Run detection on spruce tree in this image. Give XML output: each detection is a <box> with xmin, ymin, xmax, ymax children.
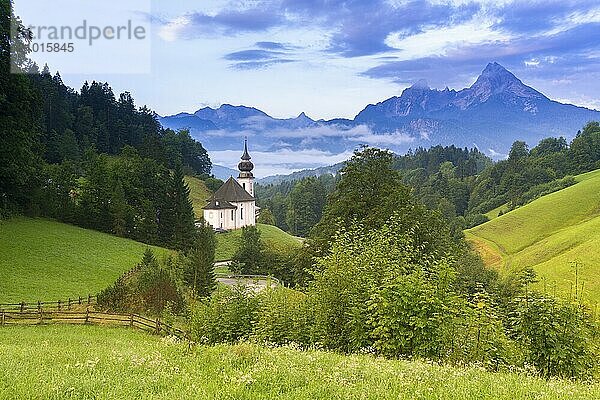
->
<box><xmin>170</xmin><ymin>162</ymin><xmax>196</xmax><ymax>250</ymax></box>
<box><xmin>184</xmin><ymin>219</ymin><xmax>217</xmax><ymax>297</ymax></box>
<box><xmin>231</xmin><ymin>225</ymin><xmax>264</xmax><ymax>274</ymax></box>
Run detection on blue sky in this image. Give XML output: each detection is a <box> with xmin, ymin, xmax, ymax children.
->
<box><xmin>16</xmin><ymin>0</ymin><xmax>600</xmax><ymax>120</ymax></box>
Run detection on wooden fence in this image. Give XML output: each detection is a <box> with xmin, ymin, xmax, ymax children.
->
<box><xmin>0</xmin><ymin>295</ymin><xmax>96</xmax><ymax>313</ymax></box>
<box><xmin>0</xmin><ymin>308</ymin><xmax>189</xmax><ymax>340</ymax></box>
<box><xmin>0</xmin><ymin>296</ymin><xmax>189</xmax><ymax>341</ymax></box>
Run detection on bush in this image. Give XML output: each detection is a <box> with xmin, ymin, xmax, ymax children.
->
<box><xmin>96</xmin><ymin>249</ymin><xmax>185</xmax><ymax>315</ymax></box>
<box><xmin>367</xmin><ymin>266</ymin><xmax>459</xmax><ymax>359</ymax></box>
<box><xmin>253</xmin><ymin>287</ymin><xmax>311</xmax><ymax>346</ymax></box>
<box><xmin>465</xmin><ymin>213</ymin><xmax>489</xmax><ymax>228</ymax></box>
<box><xmin>507</xmin><ymin>293</ymin><xmax>599</xmax><ymax>379</ymax></box>
<box><xmin>190</xmin><ymin>285</ymin><xmax>260</xmax><ymax>344</ymax></box>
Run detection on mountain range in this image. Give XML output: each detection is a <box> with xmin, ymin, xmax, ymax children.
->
<box><xmin>159</xmin><ymin>62</ymin><xmax>600</xmax><ymax>176</ymax></box>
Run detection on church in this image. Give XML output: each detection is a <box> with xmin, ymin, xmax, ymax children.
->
<box><xmin>203</xmin><ymin>140</ymin><xmax>257</xmax><ymax>230</ymax></box>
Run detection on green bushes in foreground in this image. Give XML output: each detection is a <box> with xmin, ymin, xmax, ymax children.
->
<box><xmin>189</xmin><ymin>214</ymin><xmax>599</xmax><ymax>380</ymax></box>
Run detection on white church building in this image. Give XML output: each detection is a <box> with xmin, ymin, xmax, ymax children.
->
<box><xmin>203</xmin><ymin>140</ymin><xmax>257</xmax><ymax>230</ymax></box>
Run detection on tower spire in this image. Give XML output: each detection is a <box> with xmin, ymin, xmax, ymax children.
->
<box><xmin>238</xmin><ymin>137</ymin><xmax>254</xmax><ymax>174</ymax></box>
<box><xmin>241</xmin><ymin>137</ymin><xmax>251</xmax><ymax>161</ymax></box>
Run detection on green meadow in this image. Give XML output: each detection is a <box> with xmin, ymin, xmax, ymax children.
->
<box><xmin>215</xmin><ymin>223</ymin><xmax>303</xmax><ymax>261</ymax></box>
<box><xmin>0</xmin><ymin>218</ymin><xmax>169</xmax><ymax>303</ymax></box>
<box><xmin>467</xmin><ymin>169</ymin><xmax>600</xmax><ymax>304</ymax></box>
<box><xmin>0</xmin><ymin>324</ymin><xmax>597</xmax><ymax>400</ymax></box>
<box><xmin>183</xmin><ymin>175</ymin><xmax>212</xmax><ymax>219</ymax></box>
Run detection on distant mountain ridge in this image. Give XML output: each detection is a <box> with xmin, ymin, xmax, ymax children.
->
<box><xmin>160</xmin><ymin>62</ymin><xmax>600</xmax><ymax>159</ymax></box>
<box><xmin>257</xmin><ymin>162</ymin><xmax>344</xmax><ymax>185</ymax></box>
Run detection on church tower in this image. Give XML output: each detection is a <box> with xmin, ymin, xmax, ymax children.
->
<box><xmin>237</xmin><ymin>138</ymin><xmax>254</xmax><ymax>196</ymax></box>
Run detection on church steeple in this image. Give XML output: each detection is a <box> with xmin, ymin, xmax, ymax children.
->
<box><xmin>237</xmin><ymin>138</ymin><xmax>255</xmax><ymax>196</ymax></box>
<box><xmin>241</xmin><ymin>138</ymin><xmax>251</xmax><ymax>161</ymax></box>
<box><xmin>238</xmin><ymin>137</ymin><xmax>254</xmax><ymax>175</ymax></box>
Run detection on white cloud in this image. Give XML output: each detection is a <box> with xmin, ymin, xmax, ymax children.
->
<box><xmin>348</xmin><ymin>132</ymin><xmax>415</xmax><ymax>146</ymax></box>
<box><xmin>524</xmin><ymin>58</ymin><xmax>540</xmax><ymax>67</ymax></box>
<box><xmin>209</xmin><ymin>148</ymin><xmax>353</xmax><ymax>177</ymax></box>
<box><xmin>159</xmin><ymin>15</ymin><xmax>192</xmax><ymax>41</ymax></box>
<box><xmin>487</xmin><ymin>148</ymin><xmax>507</xmax><ymax>159</ymax></box>
<box><xmin>264</xmin><ymin>124</ymin><xmax>372</xmax><ymax>139</ymax></box>
<box><xmin>384</xmin><ymin>15</ymin><xmax>509</xmax><ymax>59</ymax></box>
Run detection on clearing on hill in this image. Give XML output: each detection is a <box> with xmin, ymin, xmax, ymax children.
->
<box><xmin>466</xmin><ymin>169</ymin><xmax>600</xmax><ymax>304</ymax></box>
<box><xmin>0</xmin><ymin>325</ymin><xmax>597</xmax><ymax>399</ymax></box>
<box><xmin>216</xmin><ymin>223</ymin><xmax>303</xmax><ymax>261</ymax></box>
<box><xmin>0</xmin><ymin>218</ymin><xmax>169</xmax><ymax>303</ymax></box>
<box><xmin>184</xmin><ymin>175</ymin><xmax>212</xmax><ymax>219</ymax></box>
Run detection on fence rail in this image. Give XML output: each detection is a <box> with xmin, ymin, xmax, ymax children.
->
<box><xmin>0</xmin><ymin>295</ymin><xmax>96</xmax><ymax>313</ymax></box>
<box><xmin>0</xmin><ymin>308</ymin><xmax>189</xmax><ymax>341</ymax></box>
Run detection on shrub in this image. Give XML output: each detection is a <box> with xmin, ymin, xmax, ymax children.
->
<box><xmin>367</xmin><ymin>265</ymin><xmax>459</xmax><ymax>359</ymax></box>
<box><xmin>190</xmin><ymin>285</ymin><xmax>260</xmax><ymax>344</ymax></box>
<box><xmin>97</xmin><ymin>249</ymin><xmax>185</xmax><ymax>315</ymax></box>
<box><xmin>253</xmin><ymin>287</ymin><xmax>311</xmax><ymax>346</ymax></box>
<box><xmin>507</xmin><ymin>293</ymin><xmax>599</xmax><ymax>379</ymax></box>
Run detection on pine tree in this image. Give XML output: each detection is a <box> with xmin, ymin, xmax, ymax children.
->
<box><xmin>184</xmin><ymin>219</ymin><xmax>217</xmax><ymax>297</ymax></box>
<box><xmin>231</xmin><ymin>225</ymin><xmax>264</xmax><ymax>274</ymax></box>
<box><xmin>110</xmin><ymin>179</ymin><xmax>127</xmax><ymax>237</ymax></box>
<box><xmin>170</xmin><ymin>162</ymin><xmax>196</xmax><ymax>250</ymax></box>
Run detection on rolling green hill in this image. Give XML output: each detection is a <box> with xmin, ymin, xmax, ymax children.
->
<box><xmin>184</xmin><ymin>176</ymin><xmax>212</xmax><ymax>219</ymax></box>
<box><xmin>1</xmin><ymin>325</ymin><xmax>597</xmax><ymax>399</ymax></box>
<box><xmin>0</xmin><ymin>218</ymin><xmax>170</xmax><ymax>303</ymax></box>
<box><xmin>216</xmin><ymin>224</ymin><xmax>303</xmax><ymax>261</ymax></box>
<box><xmin>466</xmin><ymin>169</ymin><xmax>600</xmax><ymax>304</ymax></box>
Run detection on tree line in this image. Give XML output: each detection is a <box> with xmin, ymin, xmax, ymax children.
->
<box><xmin>257</xmin><ymin>125</ymin><xmax>600</xmax><ymax>238</ymax></box>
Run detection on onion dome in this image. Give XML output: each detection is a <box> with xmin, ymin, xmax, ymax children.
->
<box><xmin>238</xmin><ymin>138</ymin><xmax>254</xmax><ymax>172</ymax></box>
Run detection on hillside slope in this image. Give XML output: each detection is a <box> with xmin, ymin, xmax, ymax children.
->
<box><xmin>0</xmin><ymin>218</ymin><xmax>170</xmax><ymax>303</ymax></box>
<box><xmin>184</xmin><ymin>176</ymin><xmax>212</xmax><ymax>219</ymax></box>
<box><xmin>466</xmin><ymin>169</ymin><xmax>600</xmax><ymax>303</ymax></box>
<box><xmin>216</xmin><ymin>224</ymin><xmax>302</xmax><ymax>261</ymax></box>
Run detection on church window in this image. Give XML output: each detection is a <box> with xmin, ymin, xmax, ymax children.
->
<box><xmin>231</xmin><ymin>210</ymin><xmax>234</xmax><ymax>220</ymax></box>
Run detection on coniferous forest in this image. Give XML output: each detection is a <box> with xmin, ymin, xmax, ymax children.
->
<box><xmin>0</xmin><ymin>2</ymin><xmax>210</xmax><ymax>250</ymax></box>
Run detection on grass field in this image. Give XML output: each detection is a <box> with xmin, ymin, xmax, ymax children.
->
<box><xmin>466</xmin><ymin>169</ymin><xmax>600</xmax><ymax>304</ymax></box>
<box><xmin>215</xmin><ymin>224</ymin><xmax>303</xmax><ymax>261</ymax></box>
<box><xmin>183</xmin><ymin>176</ymin><xmax>212</xmax><ymax>219</ymax></box>
<box><xmin>0</xmin><ymin>218</ymin><xmax>169</xmax><ymax>303</ymax></box>
<box><xmin>0</xmin><ymin>325</ymin><xmax>597</xmax><ymax>400</ymax></box>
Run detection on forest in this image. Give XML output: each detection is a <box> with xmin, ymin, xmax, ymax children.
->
<box><xmin>1</xmin><ymin>2</ymin><xmax>211</xmax><ymax>249</ymax></box>
<box><xmin>257</xmin><ymin>124</ymin><xmax>600</xmax><ymax>238</ymax></box>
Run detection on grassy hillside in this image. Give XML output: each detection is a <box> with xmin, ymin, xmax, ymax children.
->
<box><xmin>0</xmin><ymin>218</ymin><xmax>169</xmax><ymax>303</ymax></box>
<box><xmin>216</xmin><ymin>224</ymin><xmax>303</xmax><ymax>261</ymax></box>
<box><xmin>184</xmin><ymin>176</ymin><xmax>212</xmax><ymax>219</ymax></box>
<box><xmin>0</xmin><ymin>325</ymin><xmax>597</xmax><ymax>400</ymax></box>
<box><xmin>466</xmin><ymin>169</ymin><xmax>600</xmax><ymax>304</ymax></box>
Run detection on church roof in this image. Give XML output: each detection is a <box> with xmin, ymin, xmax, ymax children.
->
<box><xmin>203</xmin><ymin>177</ymin><xmax>254</xmax><ymax>210</ymax></box>
<box><xmin>203</xmin><ymin>198</ymin><xmax>236</xmax><ymax>210</ymax></box>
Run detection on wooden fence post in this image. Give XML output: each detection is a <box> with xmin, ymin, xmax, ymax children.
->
<box><xmin>85</xmin><ymin>307</ymin><xmax>89</xmax><ymax>324</ymax></box>
<box><xmin>88</xmin><ymin>295</ymin><xmax>91</xmax><ymax>305</ymax></box>
<box><xmin>68</xmin><ymin>298</ymin><xmax>71</xmax><ymax>310</ymax></box>
<box><xmin>20</xmin><ymin>302</ymin><xmax>25</xmax><ymax>313</ymax></box>
<box><xmin>78</xmin><ymin>296</ymin><xmax>82</xmax><ymax>305</ymax></box>
<box><xmin>57</xmin><ymin>300</ymin><xmax>61</xmax><ymax>311</ymax></box>
<box><xmin>37</xmin><ymin>301</ymin><xmax>41</xmax><ymax>313</ymax></box>
<box><xmin>1</xmin><ymin>310</ymin><xmax>4</xmax><ymax>326</ymax></box>
<box><xmin>130</xmin><ymin>314</ymin><xmax>134</xmax><ymax>328</ymax></box>
<box><xmin>155</xmin><ymin>318</ymin><xmax>161</xmax><ymax>334</ymax></box>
